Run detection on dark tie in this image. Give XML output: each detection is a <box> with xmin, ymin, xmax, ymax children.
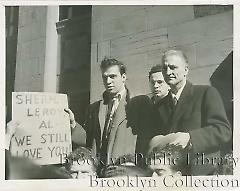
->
<box><xmin>168</xmin><ymin>95</ymin><xmax>177</xmax><ymax>116</ymax></box>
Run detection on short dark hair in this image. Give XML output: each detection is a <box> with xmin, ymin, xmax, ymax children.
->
<box><xmin>115</xmin><ymin>154</ymin><xmax>136</xmax><ymax>165</ymax></box>
<box><xmin>148</xmin><ymin>144</ymin><xmax>187</xmax><ymax>173</ymax></box>
<box><xmin>162</xmin><ymin>49</ymin><xmax>189</xmax><ymax>65</ymax></box>
<box><xmin>65</xmin><ymin>147</ymin><xmax>96</xmax><ymax>171</ymax></box>
<box><xmin>148</xmin><ymin>64</ymin><xmax>163</xmax><ymax>79</ymax></box>
<box><xmin>100</xmin><ymin>57</ymin><xmax>126</xmax><ymax>75</ymax></box>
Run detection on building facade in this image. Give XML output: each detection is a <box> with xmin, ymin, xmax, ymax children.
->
<box><xmin>6</xmin><ymin>5</ymin><xmax>233</xmax><ymax>123</ymax></box>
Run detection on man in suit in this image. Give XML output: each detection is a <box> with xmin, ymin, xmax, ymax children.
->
<box><xmin>156</xmin><ymin>49</ymin><xmax>232</xmax><ymax>175</ymax></box>
<box><xmin>70</xmin><ymin>58</ymin><xmax>137</xmax><ymax>170</ymax></box>
<box><xmin>129</xmin><ymin>65</ymin><xmax>170</xmax><ymax>158</ymax></box>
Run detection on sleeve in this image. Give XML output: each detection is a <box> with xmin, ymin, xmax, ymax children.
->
<box><xmin>71</xmin><ymin>122</ymin><xmax>86</xmax><ymax>146</ymax></box>
<box><xmin>189</xmin><ymin>87</ymin><xmax>232</xmax><ymax>154</ymax></box>
<box><xmin>126</xmin><ymin>96</ymin><xmax>142</xmax><ymax>135</ymax></box>
<box><xmin>71</xmin><ymin>106</ymin><xmax>91</xmax><ymax>146</ymax></box>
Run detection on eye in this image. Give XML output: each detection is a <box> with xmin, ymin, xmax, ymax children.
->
<box><xmin>169</xmin><ymin>65</ymin><xmax>177</xmax><ymax>70</ymax></box>
<box><xmin>109</xmin><ymin>74</ymin><xmax>116</xmax><ymax>79</ymax></box>
<box><xmin>80</xmin><ymin>171</ymin><xmax>89</xmax><ymax>174</ymax></box>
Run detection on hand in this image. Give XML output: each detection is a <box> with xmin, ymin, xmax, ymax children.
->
<box><xmin>6</xmin><ymin>120</ymin><xmax>20</xmax><ymax>150</ymax></box>
<box><xmin>64</xmin><ymin>108</ymin><xmax>76</xmax><ymax>129</ymax></box>
<box><xmin>168</xmin><ymin>132</ymin><xmax>190</xmax><ymax>149</ymax></box>
<box><xmin>6</xmin><ymin>120</ymin><xmax>20</xmax><ymax>138</ymax></box>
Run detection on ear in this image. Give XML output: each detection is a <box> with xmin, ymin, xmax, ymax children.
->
<box><xmin>184</xmin><ymin>65</ymin><xmax>189</xmax><ymax>76</ymax></box>
<box><xmin>122</xmin><ymin>73</ymin><xmax>127</xmax><ymax>82</ymax></box>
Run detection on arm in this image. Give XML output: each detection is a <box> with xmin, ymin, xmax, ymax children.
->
<box><xmin>189</xmin><ymin>87</ymin><xmax>232</xmax><ymax>153</ymax></box>
<box><xmin>64</xmin><ymin>109</ymin><xmax>86</xmax><ymax>146</ymax></box>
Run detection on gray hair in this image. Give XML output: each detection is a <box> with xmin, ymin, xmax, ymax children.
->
<box><xmin>162</xmin><ymin>49</ymin><xmax>189</xmax><ymax>66</ymax></box>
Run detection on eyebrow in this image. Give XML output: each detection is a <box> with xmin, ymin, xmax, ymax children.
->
<box><xmin>102</xmin><ymin>73</ymin><xmax>117</xmax><ymax>77</ymax></box>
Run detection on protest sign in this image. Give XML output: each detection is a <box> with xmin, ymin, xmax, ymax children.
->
<box><xmin>10</xmin><ymin>92</ymin><xmax>72</xmax><ymax>165</ymax></box>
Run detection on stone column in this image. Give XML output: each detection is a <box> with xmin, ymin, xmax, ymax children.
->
<box><xmin>43</xmin><ymin>6</ymin><xmax>59</xmax><ymax>92</ymax></box>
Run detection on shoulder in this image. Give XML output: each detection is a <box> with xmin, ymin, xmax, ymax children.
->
<box><xmin>192</xmin><ymin>84</ymin><xmax>219</xmax><ymax>95</ymax></box>
<box><xmin>87</xmin><ymin>100</ymin><xmax>102</xmax><ymax>113</ymax></box>
<box><xmin>191</xmin><ymin>85</ymin><xmax>222</xmax><ymax>104</ymax></box>
<box><xmin>90</xmin><ymin>100</ymin><xmax>102</xmax><ymax>107</ymax></box>
<box><xmin>128</xmin><ymin>95</ymin><xmax>152</xmax><ymax>108</ymax></box>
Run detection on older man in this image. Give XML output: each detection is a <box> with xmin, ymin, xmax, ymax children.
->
<box><xmin>157</xmin><ymin>49</ymin><xmax>232</xmax><ymax>175</ymax></box>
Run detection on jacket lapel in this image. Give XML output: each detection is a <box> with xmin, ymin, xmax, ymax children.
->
<box><xmin>170</xmin><ymin>81</ymin><xmax>193</xmax><ymax>132</ymax></box>
<box><xmin>155</xmin><ymin>93</ymin><xmax>173</xmax><ymax>125</ymax></box>
<box><xmin>98</xmin><ymin>100</ymin><xmax>106</xmax><ymax>143</ymax></box>
<box><xmin>106</xmin><ymin>96</ymin><xmax>127</xmax><ymax>160</ymax></box>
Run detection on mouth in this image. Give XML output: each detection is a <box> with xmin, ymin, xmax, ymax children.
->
<box><xmin>167</xmin><ymin>76</ymin><xmax>175</xmax><ymax>80</ymax></box>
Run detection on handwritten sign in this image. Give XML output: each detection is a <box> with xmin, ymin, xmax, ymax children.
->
<box><xmin>10</xmin><ymin>92</ymin><xmax>72</xmax><ymax>165</ymax></box>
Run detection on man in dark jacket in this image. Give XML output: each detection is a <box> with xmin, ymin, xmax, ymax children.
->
<box><xmin>156</xmin><ymin>49</ymin><xmax>232</xmax><ymax>175</ymax></box>
<box><xmin>128</xmin><ymin>65</ymin><xmax>170</xmax><ymax>157</ymax></box>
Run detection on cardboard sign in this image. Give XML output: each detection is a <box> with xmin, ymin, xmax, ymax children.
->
<box><xmin>10</xmin><ymin>92</ymin><xmax>72</xmax><ymax>165</ymax></box>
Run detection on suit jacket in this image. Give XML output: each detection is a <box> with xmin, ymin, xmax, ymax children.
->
<box><xmin>161</xmin><ymin>81</ymin><xmax>231</xmax><ymax>152</ymax></box>
<box><xmin>128</xmin><ymin>95</ymin><xmax>169</xmax><ymax>157</ymax></box>
<box><xmin>84</xmin><ymin>92</ymin><xmax>137</xmax><ymax>165</ymax></box>
<box><xmin>162</xmin><ymin>82</ymin><xmax>231</xmax><ymax>175</ymax></box>
<box><xmin>129</xmin><ymin>81</ymin><xmax>232</xmax><ymax>175</ymax></box>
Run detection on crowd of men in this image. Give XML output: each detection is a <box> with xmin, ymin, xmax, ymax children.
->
<box><xmin>6</xmin><ymin>49</ymin><xmax>232</xmax><ymax>179</ymax></box>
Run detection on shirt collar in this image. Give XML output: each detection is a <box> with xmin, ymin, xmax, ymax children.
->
<box><xmin>171</xmin><ymin>80</ymin><xmax>186</xmax><ymax>101</ymax></box>
<box><xmin>102</xmin><ymin>87</ymin><xmax>126</xmax><ymax>104</ymax></box>
<box><xmin>117</xmin><ymin>87</ymin><xmax>127</xmax><ymax>102</ymax></box>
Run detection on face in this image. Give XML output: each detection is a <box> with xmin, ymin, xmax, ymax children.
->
<box><xmin>149</xmin><ymin>72</ymin><xmax>169</xmax><ymax>99</ymax></box>
<box><xmin>162</xmin><ymin>54</ymin><xmax>188</xmax><ymax>87</ymax></box>
<box><xmin>149</xmin><ymin>160</ymin><xmax>181</xmax><ymax>177</ymax></box>
<box><xmin>102</xmin><ymin>65</ymin><xmax>126</xmax><ymax>95</ymax></box>
<box><xmin>70</xmin><ymin>160</ymin><xmax>96</xmax><ymax>179</ymax></box>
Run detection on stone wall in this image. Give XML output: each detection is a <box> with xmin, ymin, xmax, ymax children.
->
<box><xmin>91</xmin><ymin>5</ymin><xmax>233</xmax><ymax>101</ymax></box>
<box><xmin>15</xmin><ymin>6</ymin><xmax>47</xmax><ymax>91</ymax></box>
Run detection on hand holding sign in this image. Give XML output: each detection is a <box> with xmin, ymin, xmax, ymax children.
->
<box><xmin>6</xmin><ymin>120</ymin><xmax>21</xmax><ymax>150</ymax></box>
<box><xmin>64</xmin><ymin>108</ymin><xmax>76</xmax><ymax>129</ymax></box>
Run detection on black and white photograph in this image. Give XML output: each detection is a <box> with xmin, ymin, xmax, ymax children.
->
<box><xmin>2</xmin><ymin>2</ymin><xmax>239</xmax><ymax>190</ymax></box>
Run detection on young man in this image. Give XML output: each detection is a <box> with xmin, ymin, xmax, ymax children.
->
<box><xmin>128</xmin><ymin>65</ymin><xmax>170</xmax><ymax>158</ymax></box>
<box><xmin>157</xmin><ymin>49</ymin><xmax>232</xmax><ymax>175</ymax></box>
<box><xmin>64</xmin><ymin>147</ymin><xmax>97</xmax><ymax>179</ymax></box>
<box><xmin>148</xmin><ymin>145</ymin><xmax>185</xmax><ymax>177</ymax></box>
<box><xmin>101</xmin><ymin>154</ymin><xmax>152</xmax><ymax>177</ymax></box>
<box><xmin>70</xmin><ymin>58</ymin><xmax>137</xmax><ymax>169</ymax></box>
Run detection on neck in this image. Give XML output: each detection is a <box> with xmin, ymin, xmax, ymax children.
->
<box><xmin>170</xmin><ymin>79</ymin><xmax>186</xmax><ymax>95</ymax></box>
<box><xmin>110</xmin><ymin>86</ymin><xmax>126</xmax><ymax>98</ymax></box>
<box><xmin>154</xmin><ymin>91</ymin><xmax>169</xmax><ymax>102</ymax></box>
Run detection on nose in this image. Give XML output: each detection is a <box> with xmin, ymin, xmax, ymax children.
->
<box><xmin>106</xmin><ymin>77</ymin><xmax>112</xmax><ymax>84</ymax></box>
<box><xmin>166</xmin><ymin>67</ymin><xmax>171</xmax><ymax>75</ymax></box>
<box><xmin>152</xmin><ymin>172</ymin><xmax>159</xmax><ymax>177</ymax></box>
<box><xmin>153</xmin><ymin>82</ymin><xmax>158</xmax><ymax>88</ymax></box>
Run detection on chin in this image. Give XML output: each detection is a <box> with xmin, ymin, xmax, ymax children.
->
<box><xmin>108</xmin><ymin>91</ymin><xmax>117</xmax><ymax>95</ymax></box>
<box><xmin>167</xmin><ymin>80</ymin><xmax>175</xmax><ymax>85</ymax></box>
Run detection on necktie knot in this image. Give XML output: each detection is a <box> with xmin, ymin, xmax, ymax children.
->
<box><xmin>113</xmin><ymin>93</ymin><xmax>121</xmax><ymax>102</ymax></box>
<box><xmin>172</xmin><ymin>96</ymin><xmax>178</xmax><ymax>106</ymax></box>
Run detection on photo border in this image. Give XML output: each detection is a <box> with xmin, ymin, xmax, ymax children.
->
<box><xmin>0</xmin><ymin>1</ymin><xmax>239</xmax><ymax>191</ymax></box>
